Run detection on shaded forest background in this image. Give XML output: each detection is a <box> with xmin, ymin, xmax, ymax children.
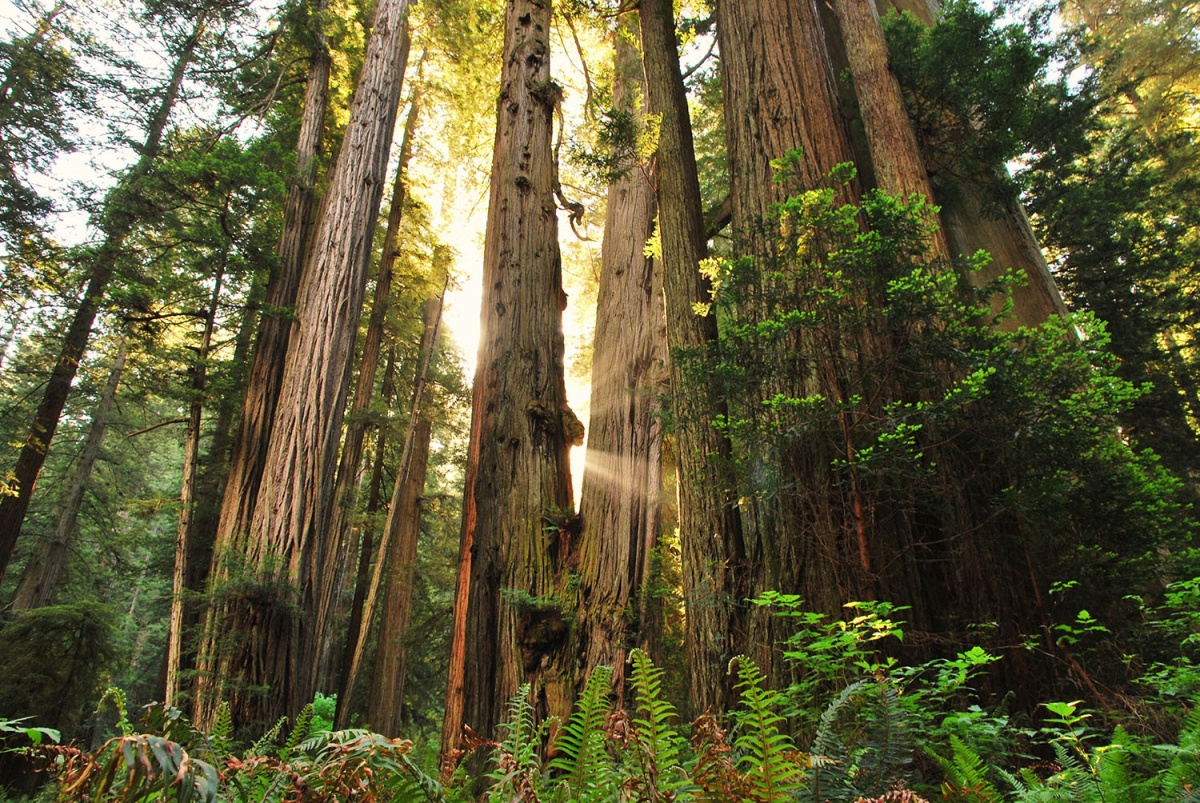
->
<box><xmin>0</xmin><ymin>0</ymin><xmax>1197</xmax><ymax>797</ymax></box>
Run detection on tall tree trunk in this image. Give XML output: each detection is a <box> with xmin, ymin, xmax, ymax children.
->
<box><xmin>209</xmin><ymin>0</ymin><xmax>332</xmax><ymax>585</ymax></box>
<box><xmin>361</xmin><ymin>293</ymin><xmax>444</xmax><ymax>736</ymax></box>
<box><xmin>315</xmin><ymin>82</ymin><xmax>420</xmax><ymax>690</ymax></box>
<box><xmin>166</xmin><ymin>259</ymin><xmax>227</xmax><ymax>708</ymax></box>
<box><xmin>572</xmin><ymin>12</ymin><xmax>667</xmax><ymax>698</ymax></box>
<box><xmin>10</xmin><ymin>342</ymin><xmax>128</xmax><ymax>610</ymax></box>
<box><xmin>441</xmin><ymin>0</ymin><xmax>579</xmax><ymax>761</ymax></box>
<box><xmin>334</xmin><ymin>346</ymin><xmax>398</xmax><ymax>711</ymax></box>
<box><xmin>831</xmin><ymin>0</ymin><xmax>950</xmax><ymax>258</ymax></box>
<box><xmin>716</xmin><ymin>0</ymin><xmax>870</xmax><ymax>681</ymax></box>
<box><xmin>193</xmin><ymin>0</ymin><xmax>413</xmax><ymax>729</ymax></box>
<box><xmin>641</xmin><ymin>0</ymin><xmax>749</xmax><ymax>717</ymax></box>
<box><xmin>0</xmin><ymin>14</ymin><xmax>207</xmax><ymax>583</ymax></box>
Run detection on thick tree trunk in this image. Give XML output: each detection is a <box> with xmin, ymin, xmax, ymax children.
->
<box><xmin>0</xmin><ymin>16</ymin><xmax>206</xmax><ymax>583</ymax></box>
<box><xmin>209</xmin><ymin>0</ymin><xmax>332</xmax><ymax>583</ymax></box>
<box><xmin>641</xmin><ymin>0</ymin><xmax>749</xmax><ymax>717</ymax></box>
<box><xmin>362</xmin><ymin>294</ymin><xmax>444</xmax><ymax>736</ymax></box>
<box><xmin>166</xmin><ymin>263</ymin><xmax>226</xmax><ymax>708</ymax></box>
<box><xmin>9</xmin><ymin>342</ymin><xmax>127</xmax><ymax>610</ymax></box>
<box><xmin>316</xmin><ymin>84</ymin><xmax>419</xmax><ymax>690</ymax></box>
<box><xmin>441</xmin><ymin>0</ymin><xmax>579</xmax><ymax>761</ymax></box>
<box><xmin>193</xmin><ymin>0</ymin><xmax>413</xmax><ymax>729</ymax></box>
<box><xmin>572</xmin><ymin>13</ymin><xmax>667</xmax><ymax>699</ymax></box>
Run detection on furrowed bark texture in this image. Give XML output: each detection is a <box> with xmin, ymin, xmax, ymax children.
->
<box><xmin>317</xmin><ymin>85</ymin><xmax>420</xmax><ymax>691</ymax></box>
<box><xmin>365</xmin><ymin>295</ymin><xmax>444</xmax><ymax>736</ymax></box>
<box><xmin>832</xmin><ymin>0</ymin><xmax>950</xmax><ymax>258</ymax></box>
<box><xmin>194</xmin><ymin>0</ymin><xmax>411</xmax><ymax>729</ymax></box>
<box><xmin>0</xmin><ymin>16</ymin><xmax>205</xmax><ymax>582</ymax></box>
<box><xmin>10</xmin><ymin>343</ymin><xmax>127</xmax><ymax>610</ymax></box>
<box><xmin>573</xmin><ymin>13</ymin><xmax>667</xmax><ymax>698</ymax></box>
<box><xmin>209</xmin><ymin>0</ymin><xmax>332</xmax><ymax>586</ymax></box>
<box><xmin>442</xmin><ymin>0</ymin><xmax>578</xmax><ymax>760</ymax></box>
<box><xmin>641</xmin><ymin>0</ymin><xmax>748</xmax><ymax>717</ymax></box>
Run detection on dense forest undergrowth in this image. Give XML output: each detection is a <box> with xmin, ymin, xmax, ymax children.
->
<box><xmin>0</xmin><ymin>0</ymin><xmax>1197</xmax><ymax>798</ymax></box>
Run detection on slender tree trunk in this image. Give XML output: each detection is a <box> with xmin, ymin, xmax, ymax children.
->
<box><xmin>572</xmin><ymin>12</ymin><xmax>667</xmax><ymax>698</ymax></box>
<box><xmin>10</xmin><ymin>341</ymin><xmax>127</xmax><ymax>610</ymax></box>
<box><xmin>209</xmin><ymin>0</ymin><xmax>332</xmax><ymax>581</ymax></box>
<box><xmin>0</xmin><ymin>16</ymin><xmax>206</xmax><ymax>584</ymax></box>
<box><xmin>334</xmin><ymin>346</ymin><xmax>398</xmax><ymax>709</ymax></box>
<box><xmin>361</xmin><ymin>293</ymin><xmax>444</xmax><ymax>735</ymax></box>
<box><xmin>441</xmin><ymin>0</ymin><xmax>580</xmax><ymax>761</ymax></box>
<box><xmin>641</xmin><ymin>0</ymin><xmax>749</xmax><ymax>717</ymax></box>
<box><xmin>166</xmin><ymin>260</ymin><xmax>226</xmax><ymax>708</ymax></box>
<box><xmin>194</xmin><ymin>0</ymin><xmax>413</xmax><ymax>729</ymax></box>
<box><xmin>316</xmin><ymin>82</ymin><xmax>420</xmax><ymax>690</ymax></box>
<box><xmin>831</xmin><ymin>0</ymin><xmax>949</xmax><ymax>258</ymax></box>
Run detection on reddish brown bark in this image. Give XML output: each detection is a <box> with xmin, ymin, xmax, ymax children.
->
<box><xmin>441</xmin><ymin>0</ymin><xmax>579</xmax><ymax>761</ymax></box>
<box><xmin>194</xmin><ymin>0</ymin><xmax>413</xmax><ymax>729</ymax></box>
<box><xmin>641</xmin><ymin>0</ymin><xmax>749</xmax><ymax>717</ymax></box>
<box><xmin>209</xmin><ymin>0</ymin><xmax>332</xmax><ymax>583</ymax></box>
<box><xmin>316</xmin><ymin>84</ymin><xmax>420</xmax><ymax>690</ymax></box>
<box><xmin>831</xmin><ymin>0</ymin><xmax>950</xmax><ymax>258</ymax></box>
<box><xmin>572</xmin><ymin>13</ymin><xmax>667</xmax><ymax>698</ymax></box>
<box><xmin>362</xmin><ymin>294</ymin><xmax>444</xmax><ymax>736</ymax></box>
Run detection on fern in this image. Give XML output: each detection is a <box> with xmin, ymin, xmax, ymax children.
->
<box><xmin>248</xmin><ymin>716</ymin><xmax>287</xmax><ymax>757</ymax></box>
<box><xmin>626</xmin><ymin>648</ymin><xmax>689</xmax><ymax>799</ymax></box>
<box><xmin>210</xmin><ymin>701</ymin><xmax>233</xmax><ymax>757</ymax></box>
<box><xmin>1162</xmin><ymin>703</ymin><xmax>1200</xmax><ymax>801</ymax></box>
<box><xmin>935</xmin><ymin>735</ymin><xmax>1003</xmax><ymax>802</ymax></box>
<box><xmin>853</xmin><ymin>680</ymin><xmax>914</xmax><ymax>797</ymax></box>
<box><xmin>731</xmin><ymin>656</ymin><xmax>804</xmax><ymax>803</ymax></box>
<box><xmin>281</xmin><ymin>703</ymin><xmax>314</xmax><ymax>759</ymax></box>
<box><xmin>806</xmin><ymin>679</ymin><xmax>869</xmax><ymax>803</ymax></box>
<box><xmin>487</xmin><ymin>684</ymin><xmax>547</xmax><ymax>801</ymax></box>
<box><xmin>548</xmin><ymin>665</ymin><xmax>616</xmax><ymax>802</ymax></box>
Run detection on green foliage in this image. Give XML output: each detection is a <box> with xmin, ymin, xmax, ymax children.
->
<box><xmin>626</xmin><ymin>648</ymin><xmax>688</xmax><ymax>800</ymax></box>
<box><xmin>729</xmin><ymin>657</ymin><xmax>803</xmax><ymax>802</ymax></box>
<box><xmin>882</xmin><ymin>0</ymin><xmax>1090</xmax><ymax>198</ymax></box>
<box><xmin>0</xmin><ymin>602</ymin><xmax>118</xmax><ymax>739</ymax></box>
<box><xmin>547</xmin><ymin>666</ymin><xmax>615</xmax><ymax>802</ymax></box>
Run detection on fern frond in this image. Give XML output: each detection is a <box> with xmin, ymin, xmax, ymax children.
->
<box><xmin>853</xmin><ymin>681</ymin><xmax>914</xmax><ymax>796</ymax></box>
<box><xmin>548</xmin><ymin>665</ymin><xmax>615</xmax><ymax>802</ymax></box>
<box><xmin>210</xmin><ymin>701</ymin><xmax>233</xmax><ymax>756</ymax></box>
<box><xmin>935</xmin><ymin>735</ymin><xmax>1002</xmax><ymax>802</ymax></box>
<box><xmin>807</xmin><ymin>679</ymin><xmax>870</xmax><ymax>803</ymax></box>
<box><xmin>249</xmin><ymin>716</ymin><xmax>287</xmax><ymax>757</ymax></box>
<box><xmin>627</xmin><ymin>648</ymin><xmax>689</xmax><ymax>799</ymax></box>
<box><xmin>731</xmin><ymin>656</ymin><xmax>804</xmax><ymax>803</ymax></box>
<box><xmin>282</xmin><ymin>703</ymin><xmax>314</xmax><ymax>759</ymax></box>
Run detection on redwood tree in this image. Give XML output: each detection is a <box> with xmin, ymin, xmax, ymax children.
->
<box><xmin>572</xmin><ymin>10</ymin><xmax>668</xmax><ymax>697</ymax></box>
<box><xmin>193</xmin><ymin>0</ymin><xmax>414</xmax><ymax>728</ymax></box>
<box><xmin>640</xmin><ymin>0</ymin><xmax>749</xmax><ymax>716</ymax></box>
<box><xmin>441</xmin><ymin>0</ymin><xmax>581</xmax><ymax>760</ymax></box>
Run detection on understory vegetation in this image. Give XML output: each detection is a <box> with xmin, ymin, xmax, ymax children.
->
<box><xmin>5</xmin><ymin>592</ymin><xmax>1200</xmax><ymax>802</ymax></box>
